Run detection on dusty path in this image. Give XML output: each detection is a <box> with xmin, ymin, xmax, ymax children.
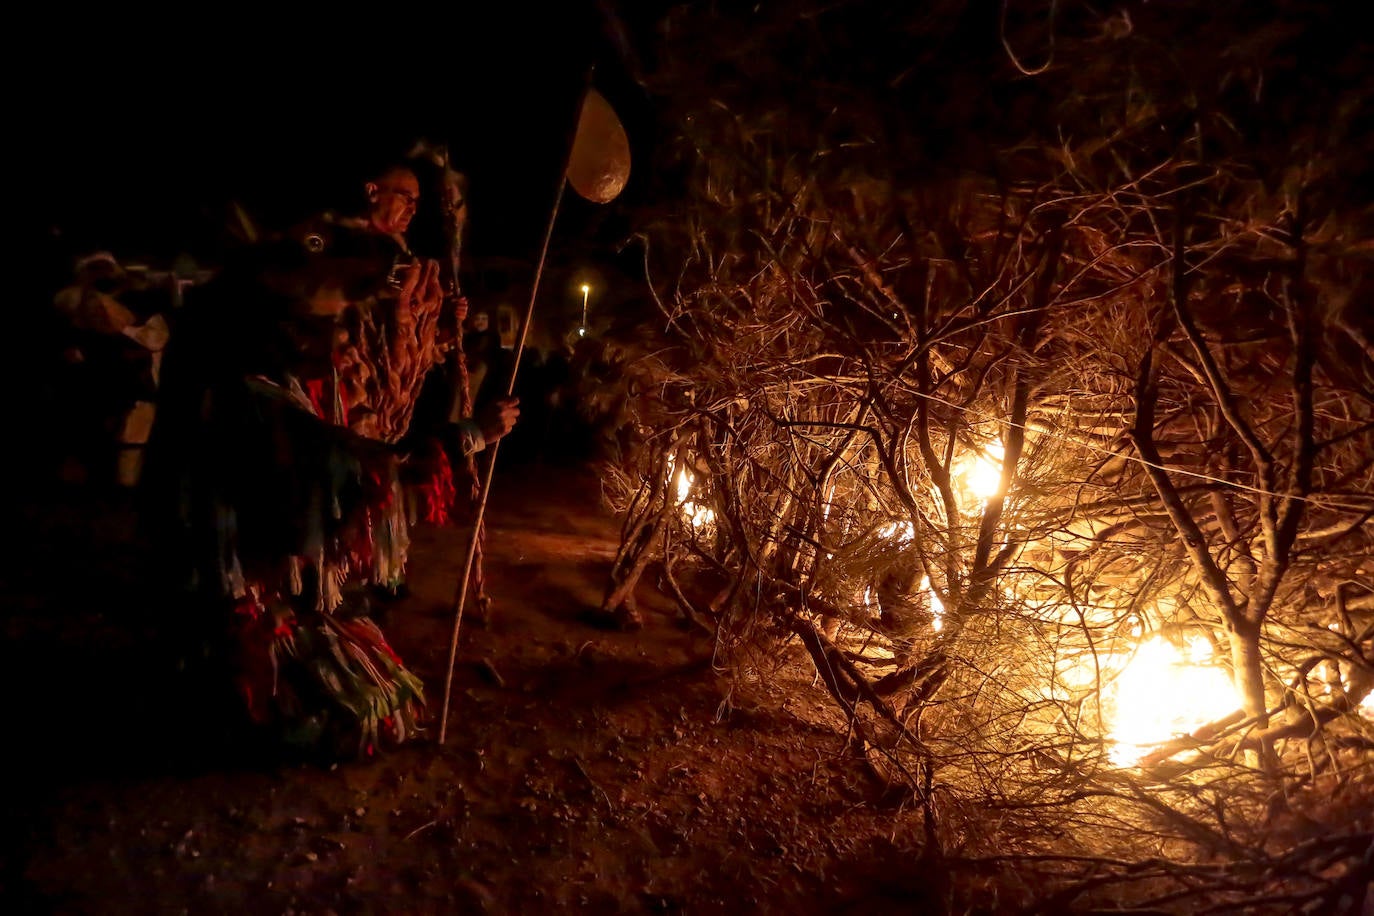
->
<box><xmin>6</xmin><ymin>462</ymin><xmax>930</xmax><ymax>914</ymax></box>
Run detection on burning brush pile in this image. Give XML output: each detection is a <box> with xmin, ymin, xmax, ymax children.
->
<box><xmin>594</xmin><ymin>2</ymin><xmax>1374</xmax><ymax>911</ymax></box>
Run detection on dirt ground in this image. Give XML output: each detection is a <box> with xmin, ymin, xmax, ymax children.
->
<box><xmin>4</xmin><ymin>459</ymin><xmax>934</xmax><ymax>915</ymax></box>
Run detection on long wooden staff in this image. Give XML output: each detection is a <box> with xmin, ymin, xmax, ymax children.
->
<box><xmin>437</xmin><ymin>73</ymin><xmax>630</xmax><ymax>745</ymax></box>
<box><xmin>438</xmin><ymin>85</ymin><xmax>585</xmax><ymax>745</ymax></box>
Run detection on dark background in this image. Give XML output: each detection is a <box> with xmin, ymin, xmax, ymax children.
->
<box><xmin>14</xmin><ymin>3</ymin><xmax>666</xmax><ymax>475</ymax></box>
<box><xmin>20</xmin><ymin>4</ymin><xmax>658</xmax><ymax>266</ymax></box>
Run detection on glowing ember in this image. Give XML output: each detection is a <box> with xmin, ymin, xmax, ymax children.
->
<box><xmin>670</xmin><ymin>458</ymin><xmax>715</xmax><ymax>530</ymax></box>
<box><xmin>879</xmin><ymin>521</ymin><xmax>914</xmax><ymax>543</ymax></box>
<box><xmin>954</xmin><ymin>442</ymin><xmax>1005</xmax><ymax>502</ymax></box>
<box><xmin>682</xmin><ymin>500</ymin><xmax>715</xmax><ymax>529</ymax></box>
<box><xmin>1104</xmin><ymin>636</ymin><xmax>1240</xmax><ymax>767</ymax></box>
<box><xmin>675</xmin><ymin>464</ymin><xmax>693</xmax><ymax>502</ymax></box>
<box><xmin>919</xmin><ymin>575</ymin><xmax>944</xmax><ymax>632</ymax></box>
<box><xmin>1359</xmin><ymin>691</ymin><xmax>1374</xmax><ymax>720</ymax></box>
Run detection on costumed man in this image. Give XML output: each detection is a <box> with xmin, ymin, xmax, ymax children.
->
<box><xmin>143</xmin><ymin>156</ymin><xmax>517</xmax><ymax>759</ymax></box>
<box><xmin>307</xmin><ymin>160</ymin><xmax>519</xmax><ymax>567</ymax></box>
<box><xmin>136</xmin><ymin>177</ymin><xmax>393</xmax><ymax>758</ymax></box>
<box><xmin>304</xmin><ymin>164</ymin><xmax>519</xmax><ymax>469</ymax></box>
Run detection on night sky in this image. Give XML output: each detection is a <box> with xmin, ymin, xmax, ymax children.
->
<box><xmin>23</xmin><ymin>5</ymin><xmax>652</xmax><ymax>267</ymax></box>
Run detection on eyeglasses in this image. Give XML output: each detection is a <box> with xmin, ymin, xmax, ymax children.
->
<box><xmin>377</xmin><ymin>187</ymin><xmax>419</xmax><ymax>207</ymax></box>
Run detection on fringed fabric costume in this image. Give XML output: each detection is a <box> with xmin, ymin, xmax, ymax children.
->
<box><xmin>144</xmin><ymin>226</ymin><xmax>441</xmax><ymax>758</ymax></box>
<box><xmin>331</xmin><ymin>219</ymin><xmax>469</xmax><ymax>530</ymax></box>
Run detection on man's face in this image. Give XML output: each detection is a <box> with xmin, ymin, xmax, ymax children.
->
<box><xmin>366</xmin><ymin>168</ymin><xmax>420</xmax><ymax>236</ymax></box>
